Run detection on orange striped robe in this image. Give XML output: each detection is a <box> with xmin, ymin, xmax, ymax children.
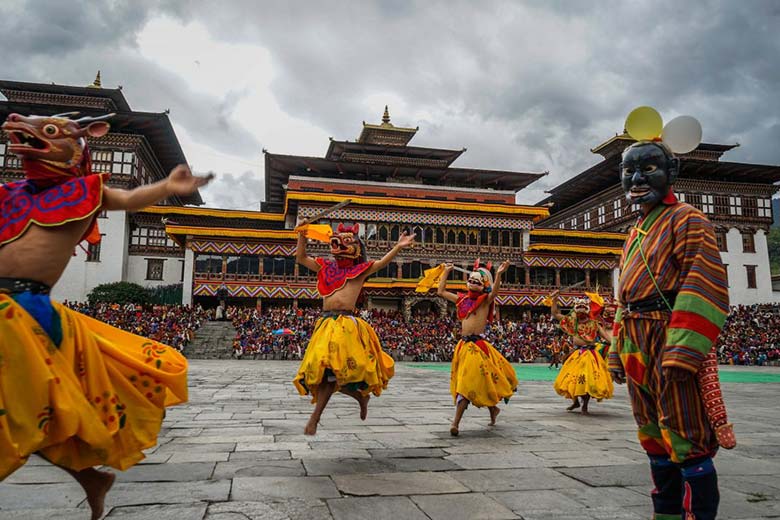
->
<box><xmin>609</xmin><ymin>195</ymin><xmax>729</xmax><ymax>462</ymax></box>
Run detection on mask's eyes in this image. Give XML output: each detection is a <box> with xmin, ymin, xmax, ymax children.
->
<box><xmin>643</xmin><ymin>164</ymin><xmax>658</xmax><ymax>173</ymax></box>
<box><xmin>341</xmin><ymin>235</ymin><xmax>354</xmax><ymax>245</ymax></box>
<box><xmin>43</xmin><ymin>124</ymin><xmax>60</xmax><ymax>137</ymax></box>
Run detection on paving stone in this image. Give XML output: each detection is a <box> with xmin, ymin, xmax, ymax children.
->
<box><xmin>448</xmin><ymin>468</ymin><xmax>580</xmax><ymax>492</ymax></box>
<box><xmin>556</xmin><ymin>463</ymin><xmax>652</xmax><ymax>487</ymax></box>
<box><xmin>213</xmin><ymin>459</ymin><xmax>305</xmax><ymax>478</ymax></box>
<box><xmin>205</xmin><ymin>499</ymin><xmax>332</xmax><ymax>520</ymax></box>
<box><xmin>0</xmin><ymin>482</ymin><xmax>84</xmax><ymax>509</ymax></box>
<box><xmin>411</xmin><ymin>492</ymin><xmax>518</xmax><ymax>520</ymax></box>
<box><xmin>107</xmin><ymin>480</ymin><xmax>231</xmax><ymax>506</ymax></box>
<box><xmin>105</xmin><ymin>503</ymin><xmax>208</xmax><ymax>519</ymax></box>
<box><xmin>303</xmin><ymin>458</ymin><xmax>397</xmax><ymax>476</ymax></box>
<box><xmin>327</xmin><ymin>496</ymin><xmax>428</xmax><ymax>520</ymax></box>
<box><xmin>1</xmin><ymin>360</ymin><xmax>777</xmax><ymax>519</ymax></box>
<box><xmin>333</xmin><ymin>471</ymin><xmax>469</xmax><ymax>495</ymax></box>
<box><xmin>231</xmin><ymin>476</ymin><xmax>340</xmax><ymax>500</ymax></box>
<box><xmin>114</xmin><ymin>462</ymin><xmax>215</xmax><ymax>482</ymax></box>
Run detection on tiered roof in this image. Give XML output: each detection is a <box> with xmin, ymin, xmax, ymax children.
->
<box><xmin>0</xmin><ymin>76</ymin><xmax>202</xmax><ymax>205</ymax></box>
<box><xmin>263</xmin><ymin>107</ymin><xmax>546</xmax><ymax>212</ymax></box>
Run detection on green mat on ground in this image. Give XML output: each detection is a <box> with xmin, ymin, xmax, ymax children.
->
<box><xmin>413</xmin><ymin>363</ymin><xmax>780</xmax><ymax>383</ymax></box>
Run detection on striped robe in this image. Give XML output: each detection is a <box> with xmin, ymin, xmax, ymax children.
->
<box><xmin>609</xmin><ymin>194</ymin><xmax>729</xmax><ymax>462</ymax></box>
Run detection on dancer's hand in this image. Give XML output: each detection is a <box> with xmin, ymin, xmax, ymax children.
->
<box><xmin>550</xmin><ymin>289</ymin><xmax>560</xmax><ymax>301</ymax></box>
<box><xmin>610</xmin><ymin>369</ymin><xmax>626</xmax><ymax>385</ymax></box>
<box><xmin>496</xmin><ymin>260</ymin><xmax>510</xmax><ymax>274</ymax></box>
<box><xmin>443</xmin><ymin>263</ymin><xmax>454</xmax><ymax>273</ymax></box>
<box><xmin>397</xmin><ymin>231</ymin><xmax>416</xmax><ymax>249</ymax></box>
<box><xmin>167</xmin><ymin>165</ymin><xmax>214</xmax><ymax>196</ymax></box>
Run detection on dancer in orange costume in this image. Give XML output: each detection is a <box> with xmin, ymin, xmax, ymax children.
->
<box><xmin>436</xmin><ymin>260</ymin><xmax>518</xmax><ymax>436</ymax></box>
<box><xmin>0</xmin><ymin>112</ymin><xmax>211</xmax><ymax>519</ymax></box>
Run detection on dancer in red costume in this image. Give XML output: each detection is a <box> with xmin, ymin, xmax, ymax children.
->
<box><xmin>0</xmin><ymin>112</ymin><xmax>212</xmax><ymax>520</ymax></box>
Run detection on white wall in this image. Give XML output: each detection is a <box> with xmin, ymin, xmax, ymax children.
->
<box><xmin>52</xmin><ymin>212</ymin><xmax>129</xmax><ymax>303</ymax></box>
<box><xmin>182</xmin><ymin>247</ymin><xmax>194</xmax><ymax>305</ymax></box>
<box><xmin>720</xmin><ymin>228</ymin><xmax>773</xmax><ymax>305</ymax></box>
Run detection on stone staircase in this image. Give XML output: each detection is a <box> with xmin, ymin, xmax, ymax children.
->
<box><xmin>185</xmin><ymin>321</ymin><xmax>235</xmax><ymax>359</ymax></box>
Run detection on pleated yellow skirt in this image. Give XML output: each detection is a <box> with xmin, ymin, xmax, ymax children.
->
<box><xmin>293</xmin><ymin>315</ymin><xmax>394</xmax><ymax>403</ymax></box>
<box><xmin>553</xmin><ymin>347</ymin><xmax>613</xmax><ymax>400</ymax></box>
<box><xmin>450</xmin><ymin>339</ymin><xmax>518</xmax><ymax>408</ymax></box>
<box><xmin>0</xmin><ymin>295</ymin><xmax>188</xmax><ymax>480</ymax></box>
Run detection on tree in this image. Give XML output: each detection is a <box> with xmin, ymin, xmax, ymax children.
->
<box><xmin>87</xmin><ymin>282</ymin><xmax>151</xmax><ymax>305</ymax></box>
<box><xmin>768</xmin><ymin>227</ymin><xmax>780</xmax><ymax>275</ymax></box>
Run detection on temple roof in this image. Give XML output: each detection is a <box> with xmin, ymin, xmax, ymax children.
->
<box><xmin>0</xmin><ymin>96</ymin><xmax>203</xmax><ymax>205</ymax></box>
<box><xmin>356</xmin><ymin>106</ymin><xmax>418</xmax><ymax>146</ymax></box>
<box><xmin>264</xmin><ymin>153</ymin><xmax>545</xmax><ymax>212</ymax></box>
<box><xmin>0</xmin><ymin>79</ymin><xmax>132</xmax><ymax>112</ymax></box>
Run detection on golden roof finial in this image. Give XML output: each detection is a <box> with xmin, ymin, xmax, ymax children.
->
<box><xmin>382</xmin><ymin>105</ymin><xmax>391</xmax><ymax>125</ymax></box>
<box><xmin>87</xmin><ymin>70</ymin><xmax>102</xmax><ymax>89</ymax></box>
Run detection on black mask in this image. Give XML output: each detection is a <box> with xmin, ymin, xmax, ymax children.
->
<box><xmin>620</xmin><ymin>142</ymin><xmax>678</xmax><ymax>206</ymax></box>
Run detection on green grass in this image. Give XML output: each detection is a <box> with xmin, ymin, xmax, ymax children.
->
<box><xmin>412</xmin><ymin>363</ymin><xmax>780</xmax><ymax>383</ymax></box>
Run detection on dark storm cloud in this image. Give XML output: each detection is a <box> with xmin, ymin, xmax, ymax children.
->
<box><xmin>1</xmin><ymin>0</ymin><xmax>778</xmax><ymax>209</ymax></box>
<box><xmin>0</xmin><ymin>0</ymin><xmax>261</xmax><ymax>168</ymax></box>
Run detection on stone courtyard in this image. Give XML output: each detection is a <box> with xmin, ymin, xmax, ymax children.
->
<box><xmin>1</xmin><ymin>361</ymin><xmax>779</xmax><ymax>519</ymax></box>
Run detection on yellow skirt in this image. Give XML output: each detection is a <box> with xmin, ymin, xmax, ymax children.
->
<box><xmin>450</xmin><ymin>339</ymin><xmax>518</xmax><ymax>408</ymax></box>
<box><xmin>293</xmin><ymin>315</ymin><xmax>394</xmax><ymax>403</ymax></box>
<box><xmin>0</xmin><ymin>295</ymin><xmax>188</xmax><ymax>480</ymax></box>
<box><xmin>553</xmin><ymin>347</ymin><xmax>614</xmax><ymax>400</ymax></box>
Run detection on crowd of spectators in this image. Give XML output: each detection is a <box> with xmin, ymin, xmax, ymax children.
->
<box><xmin>63</xmin><ymin>301</ymin><xmax>780</xmax><ymax>366</ymax></box>
<box><xmin>64</xmin><ymin>301</ymin><xmax>209</xmax><ymax>352</ymax></box>
<box><xmin>717</xmin><ymin>303</ymin><xmax>780</xmax><ymax>366</ymax></box>
<box><xmin>229</xmin><ymin>306</ymin><xmax>565</xmax><ymax>362</ymax></box>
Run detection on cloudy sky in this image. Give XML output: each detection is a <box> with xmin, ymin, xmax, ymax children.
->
<box><xmin>1</xmin><ymin>0</ymin><xmax>778</xmax><ymax>208</ymax></box>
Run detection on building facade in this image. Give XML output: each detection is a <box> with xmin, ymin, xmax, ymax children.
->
<box><xmin>2</xmin><ymin>79</ymin><xmax>777</xmax><ymax>308</ymax></box>
<box><xmin>538</xmin><ymin>135</ymin><xmax>780</xmax><ymax>305</ymax></box>
<box><xmin>0</xmin><ymin>76</ymin><xmax>202</xmax><ymax>302</ymax></box>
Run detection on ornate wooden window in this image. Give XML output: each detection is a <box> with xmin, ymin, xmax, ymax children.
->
<box><xmin>112</xmin><ymin>151</ymin><xmax>134</xmax><ymax>175</ymax></box>
<box><xmin>741</xmin><ymin>197</ymin><xmax>758</xmax><ymax>218</ymax></box>
<box><xmin>458</xmin><ymin>231</ymin><xmax>466</xmax><ymax>244</ymax></box>
<box><xmin>716</xmin><ymin>232</ymin><xmax>728</xmax><ymax>252</ymax></box>
<box><xmin>469</xmin><ymin>231</ymin><xmax>477</xmax><ymax>245</ymax></box>
<box><xmin>501</xmin><ymin>230</ymin><xmax>510</xmax><ymax>246</ymax></box>
<box><xmin>598</xmin><ymin>205</ymin><xmax>606</xmax><ymax>225</ymax></box>
<box><xmin>375</xmin><ymin>261</ymin><xmax>398</xmax><ymax>279</ymax></box>
<box><xmin>713</xmin><ymin>194</ymin><xmax>729</xmax><ymax>215</ymax></box>
<box><xmin>702</xmin><ymin>195</ymin><xmax>714</xmax><ymax>214</ymax></box>
<box><xmin>86</xmin><ymin>237</ymin><xmax>103</xmax><ymax>262</ymax></box>
<box><xmin>479</xmin><ymin>229</ymin><xmax>488</xmax><ymax>245</ymax></box>
<box><xmin>583</xmin><ymin>211</ymin><xmax>591</xmax><ymax>230</ymax></box>
<box><xmin>742</xmin><ymin>232</ymin><xmax>755</xmax><ymax>253</ymax></box>
<box><xmin>758</xmin><ymin>198</ymin><xmax>772</xmax><ymax>218</ymax></box>
<box><xmin>613</xmin><ymin>199</ymin><xmax>623</xmax><ymax>220</ymax></box>
<box><xmin>435</xmin><ymin>228</ymin><xmax>444</xmax><ymax>243</ymax></box>
<box><xmin>195</xmin><ymin>254</ymin><xmax>222</xmax><ymax>273</ymax></box>
<box><xmin>226</xmin><ymin>255</ymin><xmax>259</xmax><ymax>275</ymax></box>
<box><xmin>529</xmin><ymin>267</ymin><xmax>555</xmax><ymax>286</ymax></box>
<box><xmin>512</xmin><ymin>231</ymin><xmax>521</xmax><ymax>248</ymax></box>
<box><xmin>146</xmin><ymin>258</ymin><xmax>164</xmax><ymax>280</ymax></box>
<box><xmin>447</xmin><ymin>229</ymin><xmax>456</xmax><ymax>244</ymax></box>
<box><xmin>91</xmin><ymin>149</ymin><xmax>113</xmax><ymax>173</ymax></box>
<box><xmin>746</xmin><ymin>265</ymin><xmax>757</xmax><ymax>289</ymax></box>
<box><xmin>730</xmin><ymin>196</ymin><xmax>744</xmax><ymax>216</ymax></box>
<box><xmin>390</xmin><ymin>225</ymin><xmax>400</xmax><ymax>241</ymax></box>
<box><xmin>560</xmin><ymin>269</ymin><xmax>585</xmax><ymax>287</ymax></box>
<box><xmin>424</xmin><ymin>227</ymin><xmax>434</xmax><ymax>243</ymax></box>
<box><xmin>378</xmin><ymin>225</ymin><xmax>388</xmax><ymax>241</ymax></box>
<box><xmin>490</xmin><ymin>229</ymin><xmax>499</xmax><ymax>246</ymax></box>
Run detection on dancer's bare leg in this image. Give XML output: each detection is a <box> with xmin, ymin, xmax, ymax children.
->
<box><xmin>59</xmin><ymin>465</ymin><xmax>115</xmax><ymax>520</ymax></box>
<box><xmin>566</xmin><ymin>397</ymin><xmax>580</xmax><ymax>411</ymax></box>
<box><xmin>489</xmin><ymin>406</ymin><xmax>501</xmax><ymax>426</ymax></box>
<box><xmin>339</xmin><ymin>388</ymin><xmax>370</xmax><ymax>420</ymax></box>
<box><xmin>450</xmin><ymin>398</ymin><xmax>468</xmax><ymax>436</ymax></box>
<box><xmin>580</xmin><ymin>394</ymin><xmax>591</xmax><ymax>415</ymax></box>
<box><xmin>304</xmin><ymin>381</ymin><xmax>337</xmax><ymax>435</ymax></box>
